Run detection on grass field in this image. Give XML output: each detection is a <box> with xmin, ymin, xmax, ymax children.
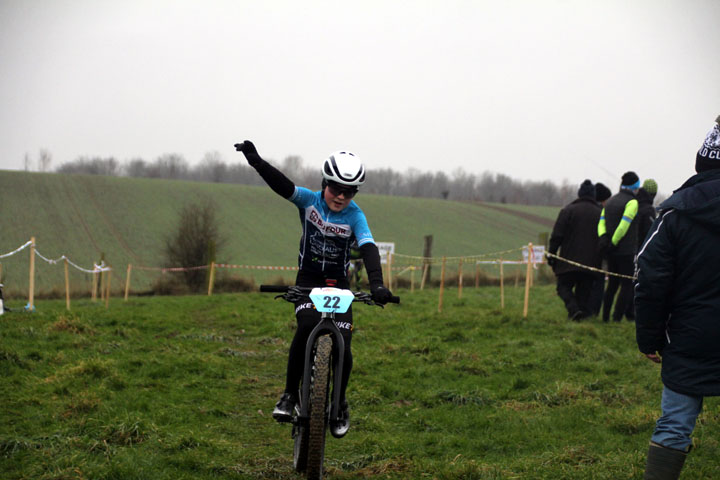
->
<box><xmin>0</xmin><ymin>170</ymin><xmax>558</xmax><ymax>296</ymax></box>
<box><xmin>2</xmin><ymin>285</ymin><xmax>719</xmax><ymax>479</ymax></box>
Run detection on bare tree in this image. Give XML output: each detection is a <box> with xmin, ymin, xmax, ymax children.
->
<box><xmin>193</xmin><ymin>151</ymin><xmax>227</xmax><ymax>183</ymax></box>
<box><xmin>42</xmin><ymin>143</ymin><xmax>577</xmax><ymax>206</ymax></box>
<box><xmin>165</xmin><ymin>199</ymin><xmax>225</xmax><ymax>291</ymax></box>
<box><xmin>125</xmin><ymin>158</ymin><xmax>148</xmax><ymax>177</ymax></box>
<box><xmin>23</xmin><ymin>153</ymin><xmax>32</xmax><ymax>171</ymax></box>
<box><xmin>56</xmin><ymin>156</ymin><xmax>120</xmax><ymax>175</ymax></box>
<box><xmin>38</xmin><ymin>149</ymin><xmax>52</xmax><ymax>172</ymax></box>
<box><xmin>148</xmin><ymin>153</ymin><xmax>188</xmax><ymax>179</ymax></box>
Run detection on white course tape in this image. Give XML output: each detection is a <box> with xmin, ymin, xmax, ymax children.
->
<box><xmin>0</xmin><ymin>241</ymin><xmax>32</xmax><ymax>259</ymax></box>
<box><xmin>34</xmin><ymin>249</ymin><xmax>112</xmax><ymax>274</ymax></box>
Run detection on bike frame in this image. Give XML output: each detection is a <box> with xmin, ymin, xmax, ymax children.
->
<box><xmin>260</xmin><ymin>284</ymin><xmax>398</xmax><ymax>478</ymax></box>
<box><xmin>298</xmin><ymin>309</ymin><xmax>345</xmax><ymax>428</ymax></box>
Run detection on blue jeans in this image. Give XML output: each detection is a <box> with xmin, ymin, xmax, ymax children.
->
<box><xmin>651</xmin><ymin>386</ymin><xmax>704</xmax><ymax>451</ymax></box>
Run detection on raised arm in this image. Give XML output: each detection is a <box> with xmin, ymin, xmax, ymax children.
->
<box><xmin>235</xmin><ymin>140</ymin><xmax>295</xmax><ymax>199</ymax></box>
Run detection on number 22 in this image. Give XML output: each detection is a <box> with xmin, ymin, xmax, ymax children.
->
<box><xmin>323</xmin><ymin>296</ymin><xmax>340</xmax><ymax>309</ymax></box>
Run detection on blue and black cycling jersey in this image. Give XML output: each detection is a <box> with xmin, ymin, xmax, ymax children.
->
<box><xmin>243</xmin><ymin>146</ymin><xmax>384</xmax><ymax>287</ymax></box>
<box><xmin>289</xmin><ymin>187</ymin><xmax>375</xmax><ymax>277</ymax></box>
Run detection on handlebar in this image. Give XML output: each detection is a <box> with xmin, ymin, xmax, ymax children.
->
<box><xmin>259</xmin><ymin>285</ymin><xmax>292</xmax><ymax>293</ymax></box>
<box><xmin>259</xmin><ymin>285</ymin><xmax>400</xmax><ymax>305</ymax></box>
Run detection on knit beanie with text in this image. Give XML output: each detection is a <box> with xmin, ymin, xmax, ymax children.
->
<box><xmin>696</xmin><ymin>115</ymin><xmax>720</xmax><ymax>173</ymax></box>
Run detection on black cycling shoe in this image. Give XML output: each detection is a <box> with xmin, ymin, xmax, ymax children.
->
<box><xmin>330</xmin><ymin>400</ymin><xmax>350</xmax><ymax>438</ymax></box>
<box><xmin>272</xmin><ymin>393</ymin><xmax>296</xmax><ymax>423</ymax></box>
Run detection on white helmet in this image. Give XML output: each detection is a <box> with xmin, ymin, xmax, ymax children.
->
<box><xmin>322</xmin><ymin>151</ymin><xmax>366</xmax><ymax>187</ymax></box>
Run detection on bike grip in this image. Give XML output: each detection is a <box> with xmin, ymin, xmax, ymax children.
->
<box><xmin>259</xmin><ymin>285</ymin><xmax>289</xmax><ymax>293</ymax></box>
<box><xmin>389</xmin><ymin>296</ymin><xmax>400</xmax><ymax>304</ymax></box>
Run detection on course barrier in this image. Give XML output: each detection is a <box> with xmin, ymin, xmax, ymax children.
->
<box><xmin>1</xmin><ymin>237</ymin><xmax>634</xmax><ymax>317</ymax></box>
<box><xmin>544</xmin><ymin>251</ymin><xmax>636</xmax><ymax>280</ymax></box>
<box><xmin>0</xmin><ymin>238</ymin><xmax>113</xmax><ymax>311</ymax></box>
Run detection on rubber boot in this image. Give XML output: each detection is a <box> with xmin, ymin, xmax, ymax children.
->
<box><xmin>644</xmin><ymin>442</ymin><xmax>687</xmax><ymax>480</ymax></box>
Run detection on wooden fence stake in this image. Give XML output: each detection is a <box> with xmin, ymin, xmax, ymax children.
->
<box><xmin>438</xmin><ymin>256</ymin><xmax>446</xmax><ymax>313</ymax></box>
<box><xmin>64</xmin><ymin>258</ymin><xmax>70</xmax><ymax>311</ymax></box>
<box><xmin>100</xmin><ymin>269</ymin><xmax>106</xmax><ymax>302</ymax></box>
<box><xmin>28</xmin><ymin>237</ymin><xmax>35</xmax><ymax>310</ymax></box>
<box><xmin>500</xmin><ymin>258</ymin><xmax>505</xmax><ymax>310</ymax></box>
<box><xmin>105</xmin><ymin>269</ymin><xmax>111</xmax><ymax>309</ymax></box>
<box><xmin>458</xmin><ymin>258</ymin><xmax>463</xmax><ymax>299</ymax></box>
<box><xmin>91</xmin><ymin>268</ymin><xmax>98</xmax><ymax>302</ymax></box>
<box><xmin>420</xmin><ymin>263</ymin><xmax>429</xmax><ymax>290</ymax></box>
<box><xmin>523</xmin><ymin>243</ymin><xmax>533</xmax><ymax>318</ymax></box>
<box><xmin>124</xmin><ymin>264</ymin><xmax>132</xmax><ymax>301</ymax></box>
<box><xmin>387</xmin><ymin>253</ymin><xmax>393</xmax><ymax>290</ymax></box>
<box><xmin>410</xmin><ymin>266</ymin><xmax>415</xmax><ymax>293</ymax></box>
<box><xmin>207</xmin><ymin>261</ymin><xmax>216</xmax><ymax>296</ymax></box>
<box><xmin>475</xmin><ymin>262</ymin><xmax>479</xmax><ymax>288</ymax></box>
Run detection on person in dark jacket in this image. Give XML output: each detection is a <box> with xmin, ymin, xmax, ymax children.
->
<box><xmin>624</xmin><ymin>178</ymin><xmax>658</xmax><ymax>320</ymax></box>
<box><xmin>598</xmin><ymin>171</ymin><xmax>640</xmax><ymax>322</ymax></box>
<box><xmin>587</xmin><ymin>182</ymin><xmax>612</xmax><ymax>316</ymax></box>
<box><xmin>547</xmin><ymin>180</ymin><xmax>602</xmax><ymax>320</ymax></box>
<box><xmin>636</xmin><ymin>179</ymin><xmax>658</xmax><ymax>247</ymax></box>
<box><xmin>636</xmin><ymin>115</ymin><xmax>720</xmax><ymax>479</ymax></box>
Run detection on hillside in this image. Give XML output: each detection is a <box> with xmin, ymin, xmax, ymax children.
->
<box><xmin>0</xmin><ymin>170</ymin><xmax>559</xmax><ymax>294</ymax></box>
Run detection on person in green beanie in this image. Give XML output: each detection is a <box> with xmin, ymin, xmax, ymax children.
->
<box><xmin>624</xmin><ymin>178</ymin><xmax>659</xmax><ymax>320</ymax></box>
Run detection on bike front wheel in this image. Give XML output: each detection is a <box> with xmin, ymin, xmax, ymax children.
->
<box><xmin>293</xmin><ymin>402</ymin><xmax>309</xmax><ymax>472</ymax></box>
<box><xmin>306</xmin><ymin>334</ymin><xmax>332</xmax><ymax>479</ymax></box>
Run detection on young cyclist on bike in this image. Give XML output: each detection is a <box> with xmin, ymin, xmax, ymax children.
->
<box><xmin>235</xmin><ymin>140</ymin><xmax>394</xmax><ymax>438</ymax></box>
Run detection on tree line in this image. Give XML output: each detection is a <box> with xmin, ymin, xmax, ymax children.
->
<box><xmin>54</xmin><ymin>151</ymin><xmax>578</xmax><ymax>206</ymax></box>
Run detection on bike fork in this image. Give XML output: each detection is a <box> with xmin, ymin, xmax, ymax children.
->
<box><xmin>299</xmin><ymin>312</ymin><xmax>345</xmax><ymax>425</ymax></box>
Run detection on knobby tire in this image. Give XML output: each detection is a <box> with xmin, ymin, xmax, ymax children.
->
<box><xmin>306</xmin><ymin>335</ymin><xmax>332</xmax><ymax>480</ymax></box>
<box><xmin>293</xmin><ymin>401</ymin><xmax>309</xmax><ymax>472</ymax></box>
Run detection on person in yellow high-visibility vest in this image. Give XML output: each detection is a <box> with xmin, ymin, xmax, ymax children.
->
<box><xmin>597</xmin><ymin>171</ymin><xmax>640</xmax><ymax>322</ymax></box>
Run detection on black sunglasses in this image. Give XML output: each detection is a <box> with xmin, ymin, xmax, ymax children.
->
<box><xmin>326</xmin><ymin>183</ymin><xmax>358</xmax><ymax>199</ymax></box>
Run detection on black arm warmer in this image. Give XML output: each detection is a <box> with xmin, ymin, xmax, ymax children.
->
<box><xmin>246</xmin><ymin>150</ymin><xmax>295</xmax><ymax>199</ymax></box>
<box><xmin>360</xmin><ymin>243</ymin><xmax>384</xmax><ymax>288</ymax></box>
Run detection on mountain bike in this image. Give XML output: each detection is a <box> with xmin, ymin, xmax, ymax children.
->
<box><xmin>260</xmin><ymin>284</ymin><xmax>399</xmax><ymax>480</ymax></box>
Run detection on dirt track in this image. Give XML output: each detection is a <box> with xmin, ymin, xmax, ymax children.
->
<box><xmin>478</xmin><ymin>203</ymin><xmax>556</xmax><ymax>228</ymax></box>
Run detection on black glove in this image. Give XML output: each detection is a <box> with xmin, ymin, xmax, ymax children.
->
<box><xmin>371</xmin><ymin>285</ymin><xmax>393</xmax><ymax>304</ymax></box>
<box><xmin>546</xmin><ymin>253</ymin><xmax>557</xmax><ymax>268</ymax></box>
<box><xmin>234</xmin><ymin>140</ymin><xmax>261</xmax><ymax>166</ymax></box>
<box><xmin>597</xmin><ymin>234</ymin><xmax>611</xmax><ymax>256</ymax></box>
<box><xmin>606</xmin><ymin>242</ymin><xmax>617</xmax><ymax>255</ymax></box>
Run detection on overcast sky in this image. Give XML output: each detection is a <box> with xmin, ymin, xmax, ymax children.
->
<box><xmin>1</xmin><ymin>0</ymin><xmax>718</xmax><ymax>195</ymax></box>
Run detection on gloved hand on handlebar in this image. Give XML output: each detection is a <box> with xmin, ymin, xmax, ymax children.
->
<box><xmin>371</xmin><ymin>285</ymin><xmax>393</xmax><ymax>304</ymax></box>
<box><xmin>234</xmin><ymin>140</ymin><xmax>262</xmax><ymax>166</ymax></box>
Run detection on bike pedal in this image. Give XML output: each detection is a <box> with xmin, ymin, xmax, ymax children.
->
<box><xmin>272</xmin><ymin>412</ymin><xmax>293</xmax><ymax>423</ymax></box>
<box><xmin>330</xmin><ymin>421</ymin><xmax>349</xmax><ymax>438</ymax></box>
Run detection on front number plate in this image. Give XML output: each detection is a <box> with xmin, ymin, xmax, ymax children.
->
<box><xmin>309</xmin><ymin>287</ymin><xmax>354</xmax><ymax>314</ymax></box>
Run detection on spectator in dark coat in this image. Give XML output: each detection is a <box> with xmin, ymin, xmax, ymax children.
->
<box><xmin>636</xmin><ymin>115</ymin><xmax>720</xmax><ymax>479</ymax></box>
<box><xmin>587</xmin><ymin>182</ymin><xmax>612</xmax><ymax>316</ymax></box>
<box><xmin>547</xmin><ymin>180</ymin><xmax>602</xmax><ymax>320</ymax></box>
<box><xmin>624</xmin><ymin>178</ymin><xmax>658</xmax><ymax>320</ymax></box>
<box><xmin>636</xmin><ymin>178</ymin><xmax>658</xmax><ymax>248</ymax></box>
<box><xmin>598</xmin><ymin>171</ymin><xmax>640</xmax><ymax>322</ymax></box>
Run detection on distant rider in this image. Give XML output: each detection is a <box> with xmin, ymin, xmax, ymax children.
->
<box><xmin>235</xmin><ymin>140</ymin><xmax>393</xmax><ymax>438</ymax></box>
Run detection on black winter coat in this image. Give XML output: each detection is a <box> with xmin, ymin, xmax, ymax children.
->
<box><xmin>603</xmin><ymin>189</ymin><xmax>639</xmax><ymax>256</ymax></box>
<box><xmin>548</xmin><ymin>196</ymin><xmax>602</xmax><ymax>276</ymax></box>
<box><xmin>635</xmin><ymin>169</ymin><xmax>720</xmax><ymax>396</ymax></box>
<box><xmin>635</xmin><ymin>188</ymin><xmax>657</xmax><ymax>249</ymax></box>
